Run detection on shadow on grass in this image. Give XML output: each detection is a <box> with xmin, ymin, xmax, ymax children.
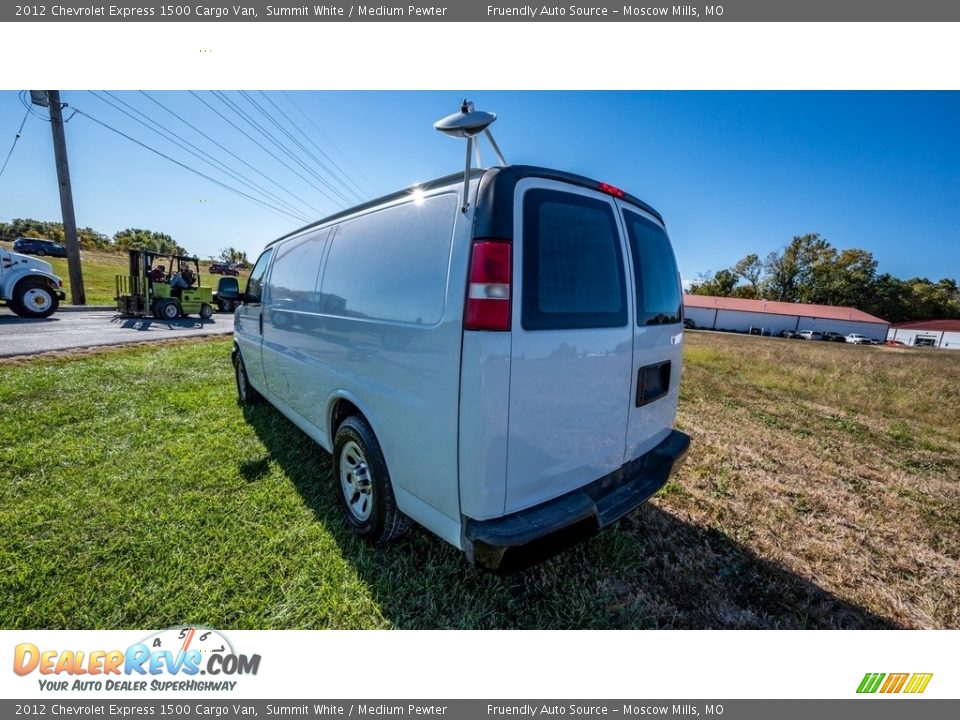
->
<box><xmin>242</xmin><ymin>403</ymin><xmax>898</xmax><ymax>630</ymax></box>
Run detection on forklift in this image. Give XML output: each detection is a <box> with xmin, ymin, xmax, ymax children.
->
<box><xmin>115</xmin><ymin>249</ymin><xmax>215</xmax><ymax>320</ymax></box>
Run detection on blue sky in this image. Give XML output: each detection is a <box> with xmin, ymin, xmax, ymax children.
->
<box><xmin>1</xmin><ymin>90</ymin><xmax>957</xmax><ymax>282</ymax></box>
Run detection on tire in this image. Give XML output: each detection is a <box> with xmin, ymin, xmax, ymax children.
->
<box><xmin>36</xmin><ymin>250</ymin><xmax>46</xmax><ymax>257</ymax></box>
<box><xmin>200</xmin><ymin>303</ymin><xmax>214</xmax><ymax>320</ymax></box>
<box><xmin>233</xmin><ymin>351</ymin><xmax>262</xmax><ymax>405</ymax></box>
<box><xmin>156</xmin><ymin>298</ymin><xmax>180</xmax><ymax>320</ymax></box>
<box><xmin>333</xmin><ymin>415</ymin><xmax>411</xmax><ymax>546</ymax></box>
<box><xmin>220</xmin><ymin>299</ymin><xmax>234</xmax><ymax>313</ymax></box>
<box><xmin>11</xmin><ymin>279</ymin><xmax>59</xmax><ymax>319</ymax></box>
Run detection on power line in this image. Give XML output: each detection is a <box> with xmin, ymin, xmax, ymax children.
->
<box><xmin>252</xmin><ymin>91</ymin><xmax>366</xmax><ymax>204</ymax></box>
<box><xmin>283</xmin><ymin>91</ymin><xmax>376</xmax><ymax>195</ymax></box>
<box><xmin>92</xmin><ymin>91</ymin><xmax>312</xmax><ymax>223</ymax></box>
<box><xmin>194</xmin><ymin>91</ymin><xmax>346</xmax><ymax>211</ymax></box>
<box><xmin>213</xmin><ymin>91</ymin><xmax>352</xmax><ymax>208</ymax></box>
<box><xmin>139</xmin><ymin>91</ymin><xmax>325</xmax><ymax>218</ymax></box>
<box><xmin>0</xmin><ymin>106</ymin><xmax>30</xmax><ymax>180</ymax></box>
<box><xmin>72</xmin><ymin>106</ymin><xmax>308</xmax><ymax>225</ymax></box>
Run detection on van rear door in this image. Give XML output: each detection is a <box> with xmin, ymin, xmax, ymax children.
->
<box><xmin>617</xmin><ymin>202</ymin><xmax>684</xmax><ymax>461</ymax></box>
<box><xmin>504</xmin><ymin>179</ymin><xmax>634</xmax><ymax>514</ymax></box>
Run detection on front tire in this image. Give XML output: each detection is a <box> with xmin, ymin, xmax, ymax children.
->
<box><xmin>11</xmin><ymin>279</ymin><xmax>59</xmax><ymax>318</ymax></box>
<box><xmin>234</xmin><ymin>352</ymin><xmax>262</xmax><ymax>405</ymax></box>
<box><xmin>200</xmin><ymin>303</ymin><xmax>214</xmax><ymax>320</ymax></box>
<box><xmin>333</xmin><ymin>416</ymin><xmax>411</xmax><ymax>546</ymax></box>
<box><xmin>156</xmin><ymin>298</ymin><xmax>180</xmax><ymax>320</ymax></box>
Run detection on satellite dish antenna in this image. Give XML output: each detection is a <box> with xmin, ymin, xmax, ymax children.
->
<box><xmin>435</xmin><ymin>100</ymin><xmax>507</xmax><ymax>212</ymax></box>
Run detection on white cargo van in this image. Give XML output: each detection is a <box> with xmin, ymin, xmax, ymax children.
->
<box><xmin>233</xmin><ymin>165</ymin><xmax>690</xmax><ymax>570</ymax></box>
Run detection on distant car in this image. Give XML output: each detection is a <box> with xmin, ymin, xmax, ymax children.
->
<box><xmin>821</xmin><ymin>331</ymin><xmax>846</xmax><ymax>342</ymax></box>
<box><xmin>798</xmin><ymin>330</ymin><xmax>823</xmax><ymax>341</ymax></box>
<box><xmin>845</xmin><ymin>334</ymin><xmax>871</xmax><ymax>345</ymax></box>
<box><xmin>779</xmin><ymin>330</ymin><xmax>800</xmax><ymax>339</ymax></box>
<box><xmin>209</xmin><ymin>262</ymin><xmax>240</xmax><ymax>277</ymax></box>
<box><xmin>883</xmin><ymin>339</ymin><xmax>907</xmax><ymax>347</ymax></box>
<box><xmin>683</xmin><ymin>318</ymin><xmax>696</xmax><ymax>329</ymax></box>
<box><xmin>12</xmin><ymin>237</ymin><xmax>68</xmax><ymax>258</ymax></box>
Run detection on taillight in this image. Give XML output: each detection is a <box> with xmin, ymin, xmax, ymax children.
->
<box><xmin>465</xmin><ymin>239</ymin><xmax>511</xmax><ymax>331</ymax></box>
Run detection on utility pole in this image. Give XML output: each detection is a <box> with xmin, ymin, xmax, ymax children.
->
<box><xmin>46</xmin><ymin>90</ymin><xmax>85</xmax><ymax>305</ymax></box>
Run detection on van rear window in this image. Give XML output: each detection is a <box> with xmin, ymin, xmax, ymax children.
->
<box><xmin>521</xmin><ymin>189</ymin><xmax>627</xmax><ymax>330</ymax></box>
<box><xmin>623</xmin><ymin>210</ymin><xmax>682</xmax><ymax>326</ymax></box>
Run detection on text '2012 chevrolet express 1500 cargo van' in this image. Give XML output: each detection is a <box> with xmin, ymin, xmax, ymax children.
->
<box><xmin>233</xmin><ymin>111</ymin><xmax>689</xmax><ymax>570</ymax></box>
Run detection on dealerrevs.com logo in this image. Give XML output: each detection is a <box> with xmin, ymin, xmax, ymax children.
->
<box><xmin>857</xmin><ymin>673</ymin><xmax>933</xmax><ymax>694</ymax></box>
<box><xmin>13</xmin><ymin>627</ymin><xmax>261</xmax><ymax>692</ymax></box>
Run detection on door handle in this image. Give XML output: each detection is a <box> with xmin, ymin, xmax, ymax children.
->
<box><xmin>259</xmin><ymin>312</ymin><xmax>263</xmax><ymax>335</ymax></box>
<box><xmin>636</xmin><ymin>361</ymin><xmax>671</xmax><ymax>407</ymax></box>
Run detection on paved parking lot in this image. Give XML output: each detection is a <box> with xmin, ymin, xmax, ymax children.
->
<box><xmin>0</xmin><ymin>308</ymin><xmax>234</xmax><ymax>357</ymax></box>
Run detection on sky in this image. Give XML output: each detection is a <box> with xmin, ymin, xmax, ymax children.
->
<box><xmin>0</xmin><ymin>90</ymin><xmax>957</xmax><ymax>283</ymax></box>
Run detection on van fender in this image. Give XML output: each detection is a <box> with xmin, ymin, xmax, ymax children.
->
<box><xmin>0</xmin><ymin>268</ymin><xmax>62</xmax><ymax>300</ymax></box>
<box><xmin>324</xmin><ymin>390</ymin><xmax>388</xmax><ymax>457</ymax></box>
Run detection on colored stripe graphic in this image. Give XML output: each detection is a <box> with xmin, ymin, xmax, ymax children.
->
<box><xmin>857</xmin><ymin>673</ymin><xmax>885</xmax><ymax>693</ymax></box>
<box><xmin>904</xmin><ymin>673</ymin><xmax>933</xmax><ymax>694</ymax></box>
<box><xmin>880</xmin><ymin>673</ymin><xmax>909</xmax><ymax>693</ymax></box>
<box><xmin>857</xmin><ymin>672</ymin><xmax>932</xmax><ymax>694</ymax></box>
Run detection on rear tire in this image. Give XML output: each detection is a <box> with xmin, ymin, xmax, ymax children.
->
<box><xmin>200</xmin><ymin>303</ymin><xmax>214</xmax><ymax>320</ymax></box>
<box><xmin>234</xmin><ymin>352</ymin><xmax>262</xmax><ymax>405</ymax></box>
<box><xmin>11</xmin><ymin>279</ymin><xmax>59</xmax><ymax>319</ymax></box>
<box><xmin>333</xmin><ymin>415</ymin><xmax>411</xmax><ymax>546</ymax></box>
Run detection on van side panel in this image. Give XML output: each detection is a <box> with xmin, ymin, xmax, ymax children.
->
<box><xmin>457</xmin><ymin>331</ymin><xmax>511</xmax><ymax>521</ymax></box>
<box><xmin>260</xmin><ymin>190</ymin><xmax>468</xmax><ymax>541</ymax></box>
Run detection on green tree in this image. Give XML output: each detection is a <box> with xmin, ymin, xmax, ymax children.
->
<box><xmin>688</xmin><ymin>268</ymin><xmax>738</xmax><ymax>297</ymax></box>
<box><xmin>113</xmin><ymin>228</ymin><xmax>185</xmax><ymax>255</ymax></box>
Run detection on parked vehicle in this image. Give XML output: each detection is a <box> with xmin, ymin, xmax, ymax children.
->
<box><xmin>233</xmin><ymin>164</ymin><xmax>690</xmax><ymax>570</ymax></box>
<box><xmin>683</xmin><ymin>318</ymin><xmax>696</xmax><ymax>329</ymax></box>
<box><xmin>845</xmin><ymin>333</ymin><xmax>872</xmax><ymax>344</ymax></box>
<box><xmin>883</xmin><ymin>339</ymin><xmax>907</xmax><ymax>347</ymax></box>
<box><xmin>0</xmin><ymin>245</ymin><xmax>66</xmax><ymax>318</ymax></box>
<box><xmin>12</xmin><ymin>237</ymin><xmax>68</xmax><ymax>258</ymax></box>
<box><xmin>821</xmin><ymin>331</ymin><xmax>846</xmax><ymax>342</ymax></box>
<box><xmin>779</xmin><ymin>330</ymin><xmax>800</xmax><ymax>339</ymax></box>
<box><xmin>209</xmin><ymin>262</ymin><xmax>240</xmax><ymax>277</ymax></box>
<box><xmin>798</xmin><ymin>330</ymin><xmax>823</xmax><ymax>341</ymax></box>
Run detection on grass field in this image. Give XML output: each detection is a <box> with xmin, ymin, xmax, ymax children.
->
<box><xmin>0</xmin><ymin>244</ymin><xmax>250</xmax><ymax>305</ymax></box>
<box><xmin>1</xmin><ymin>333</ymin><xmax>957</xmax><ymax>629</ymax></box>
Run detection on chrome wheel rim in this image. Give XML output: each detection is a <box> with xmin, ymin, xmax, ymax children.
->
<box><xmin>24</xmin><ymin>288</ymin><xmax>53</xmax><ymax>312</ymax></box>
<box><xmin>339</xmin><ymin>440</ymin><xmax>373</xmax><ymax>522</ymax></box>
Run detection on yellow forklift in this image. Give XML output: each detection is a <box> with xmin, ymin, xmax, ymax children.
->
<box><xmin>116</xmin><ymin>250</ymin><xmax>214</xmax><ymax>320</ymax></box>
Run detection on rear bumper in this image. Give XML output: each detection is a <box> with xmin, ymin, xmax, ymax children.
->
<box><xmin>462</xmin><ymin>429</ymin><xmax>690</xmax><ymax>572</ymax></box>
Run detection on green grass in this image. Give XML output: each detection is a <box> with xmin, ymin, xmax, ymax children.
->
<box><xmin>0</xmin><ymin>245</ymin><xmax>249</xmax><ymax>305</ymax></box>
<box><xmin>1</xmin><ymin>334</ymin><xmax>958</xmax><ymax>629</ymax></box>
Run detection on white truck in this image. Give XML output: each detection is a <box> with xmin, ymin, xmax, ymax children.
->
<box><xmin>0</xmin><ymin>245</ymin><xmax>66</xmax><ymax>318</ymax></box>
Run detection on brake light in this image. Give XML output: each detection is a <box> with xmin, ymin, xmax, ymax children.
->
<box><xmin>465</xmin><ymin>239</ymin><xmax>511</xmax><ymax>331</ymax></box>
<box><xmin>598</xmin><ymin>182</ymin><xmax>626</xmax><ymax>198</ymax></box>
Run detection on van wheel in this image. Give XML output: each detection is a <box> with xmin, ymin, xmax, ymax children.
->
<box><xmin>234</xmin><ymin>352</ymin><xmax>262</xmax><ymax>405</ymax></box>
<box><xmin>334</xmin><ymin>416</ymin><xmax>410</xmax><ymax>546</ymax></box>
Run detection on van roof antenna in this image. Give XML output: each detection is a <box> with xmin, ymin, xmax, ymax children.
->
<box><xmin>434</xmin><ymin>100</ymin><xmax>506</xmax><ymax>213</ymax></box>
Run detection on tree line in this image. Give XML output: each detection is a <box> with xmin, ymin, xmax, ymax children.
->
<box><xmin>1</xmin><ymin>217</ymin><xmax>186</xmax><ymax>256</ymax></box>
<box><xmin>0</xmin><ymin>217</ymin><xmax>248</xmax><ymax>266</ymax></box>
<box><xmin>688</xmin><ymin>233</ymin><xmax>959</xmax><ymax>323</ymax></box>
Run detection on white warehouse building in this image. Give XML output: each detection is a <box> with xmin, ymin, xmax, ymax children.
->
<box><xmin>683</xmin><ymin>294</ymin><xmax>890</xmax><ymax>340</ymax></box>
<box><xmin>887</xmin><ymin>320</ymin><xmax>960</xmax><ymax>349</ymax></box>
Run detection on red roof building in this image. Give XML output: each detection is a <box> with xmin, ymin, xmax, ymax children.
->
<box><xmin>682</xmin><ymin>294</ymin><xmax>890</xmax><ymax>338</ymax></box>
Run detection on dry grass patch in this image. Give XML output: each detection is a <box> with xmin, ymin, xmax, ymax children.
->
<box><xmin>660</xmin><ymin>332</ymin><xmax>960</xmax><ymax>628</ymax></box>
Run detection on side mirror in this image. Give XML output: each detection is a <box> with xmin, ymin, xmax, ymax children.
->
<box><xmin>217</xmin><ymin>276</ymin><xmax>241</xmax><ymax>300</ymax></box>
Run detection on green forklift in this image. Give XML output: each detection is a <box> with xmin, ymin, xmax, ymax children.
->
<box><xmin>116</xmin><ymin>249</ymin><xmax>215</xmax><ymax>320</ymax></box>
